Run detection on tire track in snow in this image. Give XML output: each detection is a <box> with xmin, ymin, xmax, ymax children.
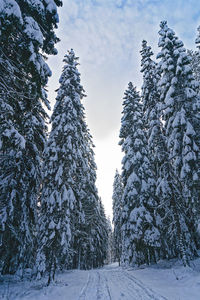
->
<box><xmin>103</xmin><ymin>273</ymin><xmax>112</xmax><ymax>300</ymax></box>
<box><xmin>96</xmin><ymin>271</ymin><xmax>111</xmax><ymax>300</ymax></box>
<box><xmin>122</xmin><ymin>270</ymin><xmax>168</xmax><ymax>300</ymax></box>
<box><xmin>103</xmin><ymin>269</ymin><xmax>143</xmax><ymax>299</ymax></box>
<box><xmin>78</xmin><ymin>270</ymin><xmax>112</xmax><ymax>300</ymax></box>
<box><xmin>78</xmin><ymin>272</ymin><xmax>92</xmax><ymax>300</ymax></box>
<box><xmin>100</xmin><ymin>268</ymin><xmax>168</xmax><ymax>300</ymax></box>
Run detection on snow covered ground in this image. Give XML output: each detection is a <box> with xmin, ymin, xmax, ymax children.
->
<box><xmin>1</xmin><ymin>258</ymin><xmax>200</xmax><ymax>300</ymax></box>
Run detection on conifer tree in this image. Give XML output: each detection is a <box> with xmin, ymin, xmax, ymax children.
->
<box><xmin>140</xmin><ymin>40</ymin><xmax>164</xmax><ymax>170</ymax></box>
<box><xmin>140</xmin><ymin>40</ymin><xmax>177</xmax><ymax>260</ymax></box>
<box><xmin>112</xmin><ymin>169</ymin><xmax>123</xmax><ymax>265</ymax></box>
<box><xmin>158</xmin><ymin>21</ymin><xmax>199</xmax><ymax>208</ymax></box>
<box><xmin>0</xmin><ymin>0</ymin><xmax>62</xmax><ymax>275</ymax></box>
<box><xmin>157</xmin><ymin>21</ymin><xmax>199</xmax><ymax>263</ymax></box>
<box><xmin>140</xmin><ymin>40</ymin><xmax>169</xmax><ymax>259</ymax></box>
<box><xmin>36</xmin><ymin>50</ymin><xmax>87</xmax><ymax>282</ymax></box>
<box><xmin>119</xmin><ymin>83</ymin><xmax>160</xmax><ymax>266</ymax></box>
<box><xmin>36</xmin><ymin>50</ymin><xmax>108</xmax><ymax>282</ymax></box>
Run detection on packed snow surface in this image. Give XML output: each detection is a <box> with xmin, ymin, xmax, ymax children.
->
<box><xmin>1</xmin><ymin>259</ymin><xmax>200</xmax><ymax>299</ymax></box>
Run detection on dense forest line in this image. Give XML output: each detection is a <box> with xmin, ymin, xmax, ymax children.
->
<box><xmin>113</xmin><ymin>21</ymin><xmax>200</xmax><ymax>268</ymax></box>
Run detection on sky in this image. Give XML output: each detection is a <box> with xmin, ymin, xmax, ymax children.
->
<box><xmin>47</xmin><ymin>0</ymin><xmax>200</xmax><ymax>218</ymax></box>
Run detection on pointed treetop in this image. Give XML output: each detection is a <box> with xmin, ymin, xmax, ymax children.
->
<box><xmin>160</xmin><ymin>20</ymin><xmax>167</xmax><ymax>29</ymax></box>
<box><xmin>115</xmin><ymin>169</ymin><xmax>119</xmax><ymax>175</ymax></box>
<box><xmin>158</xmin><ymin>20</ymin><xmax>177</xmax><ymax>48</ymax></box>
<box><xmin>140</xmin><ymin>40</ymin><xmax>155</xmax><ymax>74</ymax></box>
<box><xmin>157</xmin><ymin>20</ymin><xmax>185</xmax><ymax>62</ymax></box>
<box><xmin>141</xmin><ymin>40</ymin><xmax>153</xmax><ymax>56</ymax></box>
<box><xmin>123</xmin><ymin>82</ymin><xmax>138</xmax><ymax>100</ymax></box>
<box><xmin>126</xmin><ymin>82</ymin><xmax>138</xmax><ymax>95</ymax></box>
<box><xmin>63</xmin><ymin>49</ymin><xmax>79</xmax><ymax>66</ymax></box>
<box><xmin>142</xmin><ymin>40</ymin><xmax>147</xmax><ymax>48</ymax></box>
<box><xmin>57</xmin><ymin>48</ymin><xmax>86</xmax><ymax>100</ymax></box>
<box><xmin>113</xmin><ymin>169</ymin><xmax>122</xmax><ymax>183</ymax></box>
<box><xmin>127</xmin><ymin>81</ymin><xmax>133</xmax><ymax>89</ymax></box>
<box><xmin>123</xmin><ymin>82</ymin><xmax>140</xmax><ymax>102</ymax></box>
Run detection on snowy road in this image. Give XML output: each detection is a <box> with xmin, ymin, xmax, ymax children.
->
<box><xmin>2</xmin><ymin>260</ymin><xmax>200</xmax><ymax>299</ymax></box>
<box><xmin>1</xmin><ymin>263</ymin><xmax>168</xmax><ymax>300</ymax></box>
<box><xmin>78</xmin><ymin>265</ymin><xmax>167</xmax><ymax>300</ymax></box>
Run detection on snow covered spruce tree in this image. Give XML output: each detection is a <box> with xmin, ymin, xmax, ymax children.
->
<box><xmin>140</xmin><ymin>40</ymin><xmax>164</xmax><ymax>174</ymax></box>
<box><xmin>140</xmin><ymin>40</ymin><xmax>169</xmax><ymax>259</ymax></box>
<box><xmin>156</xmin><ymin>21</ymin><xmax>200</xmax><ymax>262</ymax></box>
<box><xmin>140</xmin><ymin>40</ymin><xmax>193</xmax><ymax>260</ymax></box>
<box><xmin>112</xmin><ymin>169</ymin><xmax>123</xmax><ymax>265</ymax></box>
<box><xmin>36</xmin><ymin>50</ymin><xmax>108</xmax><ymax>283</ymax></box>
<box><xmin>140</xmin><ymin>39</ymin><xmax>178</xmax><ymax>260</ymax></box>
<box><xmin>119</xmin><ymin>83</ymin><xmax>160</xmax><ymax>266</ymax></box>
<box><xmin>0</xmin><ymin>0</ymin><xmax>62</xmax><ymax>275</ymax></box>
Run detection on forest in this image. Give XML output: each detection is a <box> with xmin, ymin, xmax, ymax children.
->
<box><xmin>0</xmin><ymin>0</ymin><xmax>200</xmax><ymax>294</ymax></box>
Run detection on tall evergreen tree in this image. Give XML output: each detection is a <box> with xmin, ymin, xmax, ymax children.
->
<box><xmin>112</xmin><ymin>169</ymin><xmax>123</xmax><ymax>265</ymax></box>
<box><xmin>0</xmin><ymin>0</ymin><xmax>62</xmax><ymax>275</ymax></box>
<box><xmin>157</xmin><ymin>21</ymin><xmax>199</xmax><ymax>263</ymax></box>
<box><xmin>140</xmin><ymin>40</ymin><xmax>163</xmax><ymax>170</ymax></box>
<box><xmin>36</xmin><ymin>50</ymin><xmax>108</xmax><ymax>283</ymax></box>
<box><xmin>158</xmin><ymin>21</ymin><xmax>200</xmax><ymax>209</ymax></box>
<box><xmin>36</xmin><ymin>50</ymin><xmax>86</xmax><ymax>282</ymax></box>
<box><xmin>140</xmin><ymin>39</ymin><xmax>179</xmax><ymax>260</ymax></box>
<box><xmin>119</xmin><ymin>83</ymin><xmax>160</xmax><ymax>266</ymax></box>
<box><xmin>140</xmin><ymin>40</ymin><xmax>169</xmax><ymax>259</ymax></box>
